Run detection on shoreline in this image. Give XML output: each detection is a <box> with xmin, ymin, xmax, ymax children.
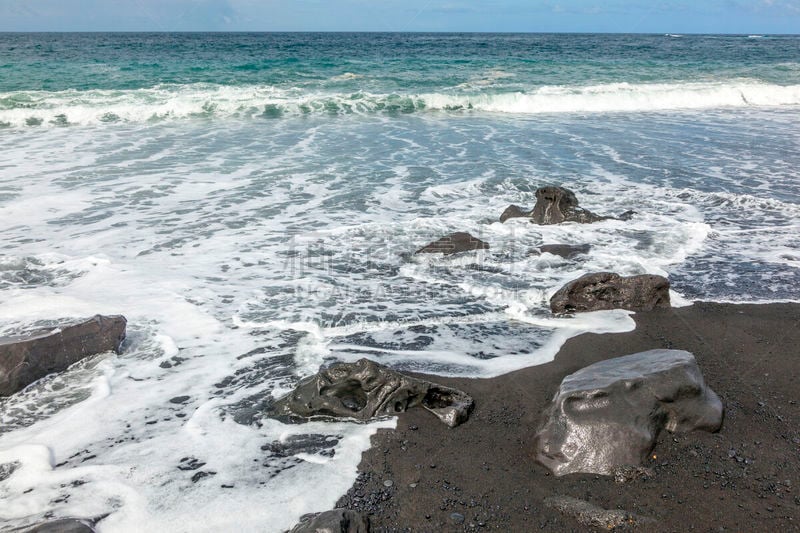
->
<box><xmin>333</xmin><ymin>302</ymin><xmax>800</xmax><ymax>531</ymax></box>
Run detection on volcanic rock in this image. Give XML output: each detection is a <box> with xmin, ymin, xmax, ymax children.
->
<box><xmin>414</xmin><ymin>232</ymin><xmax>489</xmax><ymax>255</ymax></box>
<box><xmin>534</xmin><ymin>349</ymin><xmax>723</xmax><ymax>476</ymax></box>
<box><xmin>268</xmin><ymin>358</ymin><xmax>474</xmax><ymax>428</ymax></box>
<box><xmin>499</xmin><ymin>204</ymin><xmax>531</xmax><ymax>223</ymax></box>
<box><xmin>500</xmin><ymin>186</ymin><xmax>632</xmax><ymax>224</ymax></box>
<box><xmin>550</xmin><ymin>272</ymin><xmax>670</xmax><ymax>314</ymax></box>
<box><xmin>0</xmin><ymin>315</ymin><xmax>127</xmax><ymax>397</ymax></box>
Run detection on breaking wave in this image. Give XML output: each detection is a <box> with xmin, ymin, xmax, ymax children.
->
<box><xmin>2</xmin><ymin>80</ymin><xmax>800</xmax><ymax>127</ymax></box>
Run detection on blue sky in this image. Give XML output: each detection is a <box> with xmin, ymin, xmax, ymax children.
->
<box><xmin>1</xmin><ymin>0</ymin><xmax>799</xmax><ymax>33</ymax></box>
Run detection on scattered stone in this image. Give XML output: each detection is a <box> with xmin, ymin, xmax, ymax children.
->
<box><xmin>190</xmin><ymin>471</ymin><xmax>216</xmax><ymax>483</ymax></box>
<box><xmin>534</xmin><ymin>349</ymin><xmax>723</xmax><ymax>476</ymax></box>
<box><xmin>0</xmin><ymin>315</ymin><xmax>127</xmax><ymax>397</ymax></box>
<box><xmin>168</xmin><ymin>395</ymin><xmax>190</xmax><ymax>404</ymax></box>
<box><xmin>267</xmin><ymin>358</ymin><xmax>474</xmax><ymax>428</ymax></box>
<box><xmin>177</xmin><ymin>458</ymin><xmax>206</xmax><ymax>471</ymax></box>
<box><xmin>450</xmin><ymin>512</ymin><xmax>466</xmax><ymax>525</ymax></box>
<box><xmin>414</xmin><ymin>232</ymin><xmax>489</xmax><ymax>256</ymax></box>
<box><xmin>550</xmin><ymin>271</ymin><xmax>670</xmax><ymax>314</ymax></box>
<box><xmin>290</xmin><ymin>509</ymin><xmax>369</xmax><ymax>533</ymax></box>
<box><xmin>544</xmin><ymin>496</ymin><xmax>646</xmax><ymax>529</ymax></box>
<box><xmin>613</xmin><ymin>465</ymin><xmax>655</xmax><ymax>483</ymax></box>
<box><xmin>383</xmin><ymin>480</ymin><xmax>394</xmax><ymax>487</ymax></box>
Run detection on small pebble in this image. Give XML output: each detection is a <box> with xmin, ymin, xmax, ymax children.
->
<box><xmin>383</xmin><ymin>480</ymin><xmax>394</xmax><ymax>487</ymax></box>
<box><xmin>450</xmin><ymin>512</ymin><xmax>465</xmax><ymax>524</ymax></box>
<box><xmin>409</xmin><ymin>483</ymin><xmax>418</xmax><ymax>488</ymax></box>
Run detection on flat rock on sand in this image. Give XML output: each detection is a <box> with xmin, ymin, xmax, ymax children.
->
<box><xmin>336</xmin><ymin>303</ymin><xmax>800</xmax><ymax>531</ymax></box>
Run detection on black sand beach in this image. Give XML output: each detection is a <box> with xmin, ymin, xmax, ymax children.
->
<box><xmin>336</xmin><ymin>302</ymin><xmax>800</xmax><ymax>531</ymax></box>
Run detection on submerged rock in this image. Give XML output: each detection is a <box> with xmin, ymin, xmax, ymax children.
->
<box><xmin>414</xmin><ymin>232</ymin><xmax>489</xmax><ymax>256</ymax></box>
<box><xmin>533</xmin><ymin>244</ymin><xmax>592</xmax><ymax>259</ymax></box>
<box><xmin>0</xmin><ymin>315</ymin><xmax>127</xmax><ymax>397</ymax></box>
<box><xmin>534</xmin><ymin>349</ymin><xmax>723</xmax><ymax>476</ymax></box>
<box><xmin>268</xmin><ymin>358</ymin><xmax>474</xmax><ymax>428</ymax></box>
<box><xmin>549</xmin><ymin>272</ymin><xmax>670</xmax><ymax>314</ymax></box>
<box><xmin>9</xmin><ymin>518</ymin><xmax>96</xmax><ymax>533</ymax></box>
<box><xmin>289</xmin><ymin>509</ymin><xmax>369</xmax><ymax>533</ymax></box>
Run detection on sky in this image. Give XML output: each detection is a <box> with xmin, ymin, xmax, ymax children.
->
<box><xmin>0</xmin><ymin>0</ymin><xmax>799</xmax><ymax>34</ymax></box>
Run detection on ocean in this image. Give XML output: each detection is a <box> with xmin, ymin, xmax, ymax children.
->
<box><xmin>1</xmin><ymin>33</ymin><xmax>799</xmax><ymax>531</ymax></box>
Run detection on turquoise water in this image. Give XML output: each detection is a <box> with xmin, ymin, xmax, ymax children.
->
<box><xmin>3</xmin><ymin>33</ymin><xmax>800</xmax><ymax>91</ymax></box>
<box><xmin>2</xmin><ymin>33</ymin><xmax>800</xmax><ymax>122</ymax></box>
<box><xmin>0</xmin><ymin>33</ymin><xmax>799</xmax><ymax>532</ymax></box>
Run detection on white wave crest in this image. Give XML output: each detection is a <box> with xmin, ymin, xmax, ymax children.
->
<box><xmin>422</xmin><ymin>81</ymin><xmax>800</xmax><ymax>114</ymax></box>
<box><xmin>1</xmin><ymin>80</ymin><xmax>800</xmax><ymax>127</ymax></box>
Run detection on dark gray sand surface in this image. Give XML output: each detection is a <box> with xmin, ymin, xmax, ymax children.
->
<box><xmin>337</xmin><ymin>302</ymin><xmax>800</xmax><ymax>531</ymax></box>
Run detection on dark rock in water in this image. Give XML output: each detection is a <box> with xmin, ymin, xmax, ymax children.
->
<box><xmin>0</xmin><ymin>461</ymin><xmax>20</xmax><ymax>481</ymax></box>
<box><xmin>8</xmin><ymin>518</ymin><xmax>96</xmax><ymax>533</ymax></box>
<box><xmin>500</xmin><ymin>186</ymin><xmax>630</xmax><ymax>225</ymax></box>
<box><xmin>531</xmin><ymin>186</ymin><xmax>608</xmax><ymax>225</ymax></box>
<box><xmin>263</xmin><ymin>434</ymin><xmax>340</xmax><ymax>458</ymax></box>
<box><xmin>499</xmin><ymin>204</ymin><xmax>531</xmax><ymax>223</ymax></box>
<box><xmin>549</xmin><ymin>272</ymin><xmax>670</xmax><ymax>314</ymax></box>
<box><xmin>290</xmin><ymin>509</ymin><xmax>369</xmax><ymax>533</ymax></box>
<box><xmin>414</xmin><ymin>232</ymin><xmax>489</xmax><ymax>256</ymax></box>
<box><xmin>267</xmin><ymin>358</ymin><xmax>474</xmax><ymax>428</ymax></box>
<box><xmin>169</xmin><ymin>395</ymin><xmax>190</xmax><ymax>405</ymax></box>
<box><xmin>535</xmin><ymin>244</ymin><xmax>592</xmax><ymax>259</ymax></box>
<box><xmin>544</xmin><ymin>496</ymin><xmax>648</xmax><ymax>529</ymax></box>
<box><xmin>0</xmin><ymin>315</ymin><xmax>127</xmax><ymax>397</ymax></box>
<box><xmin>534</xmin><ymin>349</ymin><xmax>723</xmax><ymax>476</ymax></box>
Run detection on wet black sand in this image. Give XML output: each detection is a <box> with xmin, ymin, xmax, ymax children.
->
<box><xmin>336</xmin><ymin>302</ymin><xmax>800</xmax><ymax>531</ymax></box>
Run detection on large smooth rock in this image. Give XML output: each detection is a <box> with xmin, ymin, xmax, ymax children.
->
<box><xmin>268</xmin><ymin>358</ymin><xmax>474</xmax><ymax>428</ymax></box>
<box><xmin>534</xmin><ymin>349</ymin><xmax>723</xmax><ymax>476</ymax></box>
<box><xmin>414</xmin><ymin>232</ymin><xmax>489</xmax><ymax>256</ymax></box>
<box><xmin>550</xmin><ymin>272</ymin><xmax>670</xmax><ymax>314</ymax></box>
<box><xmin>290</xmin><ymin>509</ymin><xmax>369</xmax><ymax>533</ymax></box>
<box><xmin>0</xmin><ymin>315</ymin><xmax>127</xmax><ymax>397</ymax></box>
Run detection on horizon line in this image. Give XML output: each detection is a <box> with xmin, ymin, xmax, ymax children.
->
<box><xmin>0</xmin><ymin>30</ymin><xmax>797</xmax><ymax>36</ymax></box>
